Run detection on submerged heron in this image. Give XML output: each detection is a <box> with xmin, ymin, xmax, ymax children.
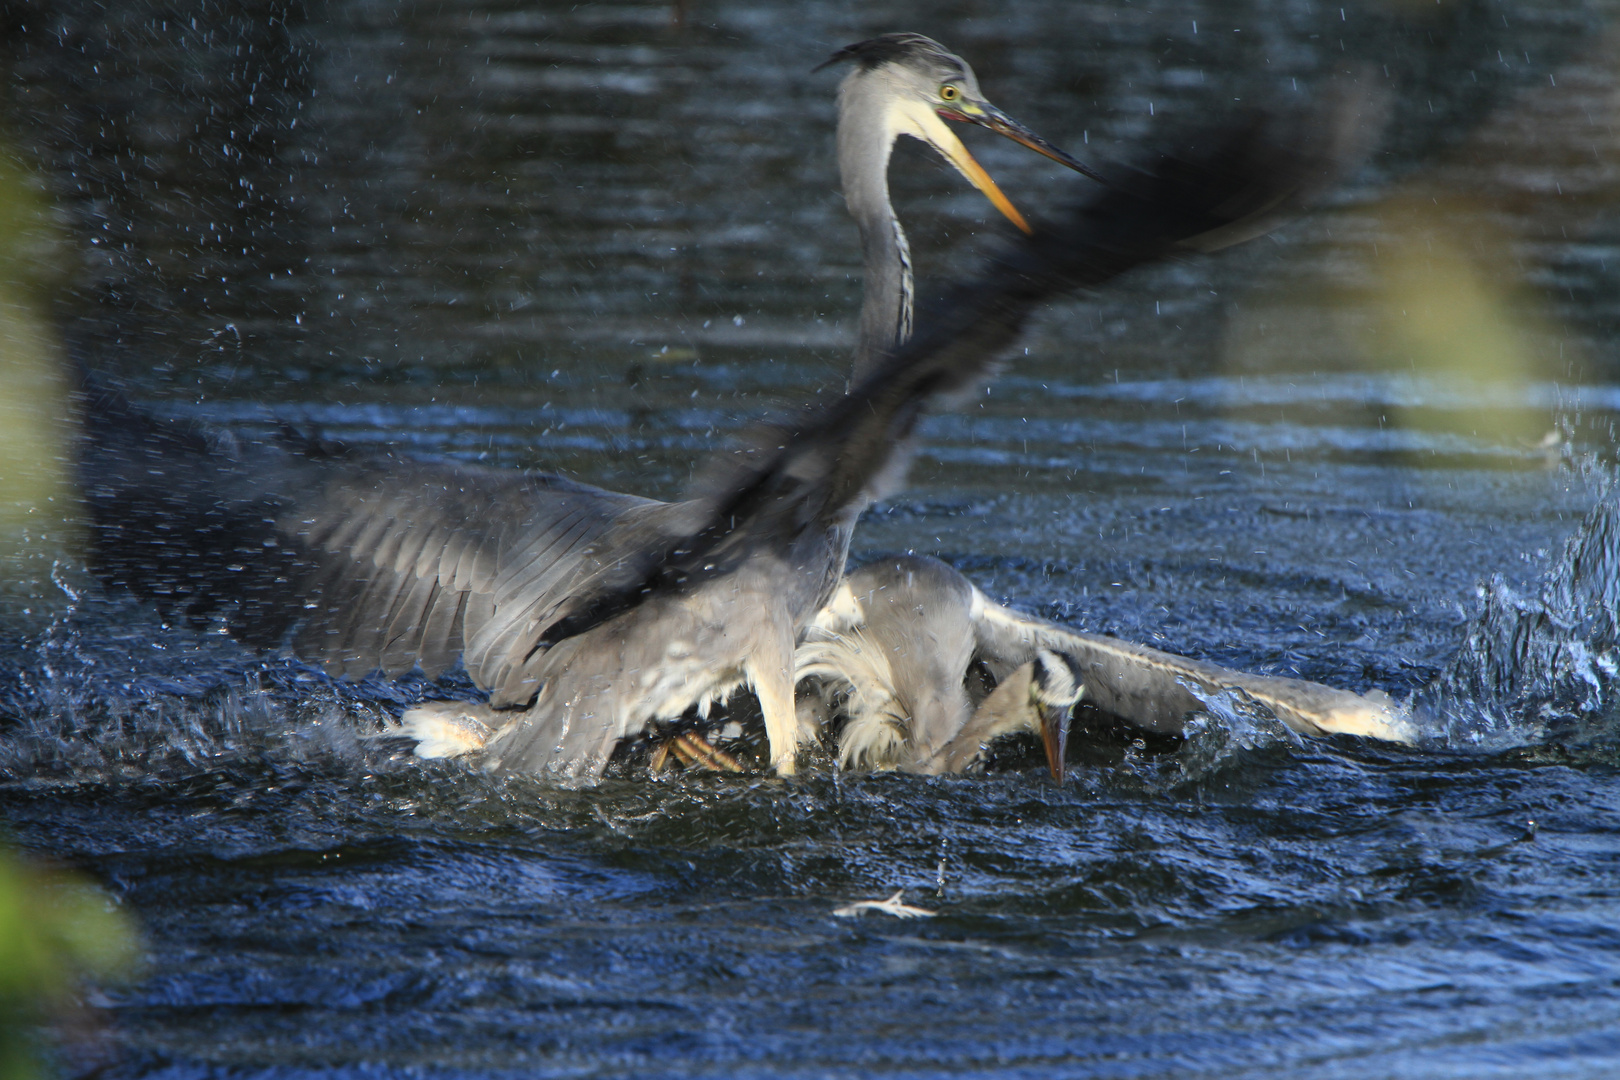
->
<box><xmin>84</xmin><ymin>42</ymin><xmax>1367</xmax><ymax>783</ymax></box>
<box><xmin>797</xmin><ymin>555</ymin><xmax>1412</xmax><ymax>779</ymax></box>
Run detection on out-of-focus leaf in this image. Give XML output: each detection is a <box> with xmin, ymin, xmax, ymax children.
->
<box><xmin>0</xmin><ymin>844</ymin><xmax>141</xmax><ymax>1080</ymax></box>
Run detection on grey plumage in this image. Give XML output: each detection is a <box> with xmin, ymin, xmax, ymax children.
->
<box><xmin>470</xmin><ymin>102</ymin><xmax>1367</xmax><ymax>781</ymax></box>
<box><xmin>81</xmin><ymin>47</ymin><xmax>1370</xmax><ymax>783</ymax></box>
<box><xmin>798</xmin><ymin>554</ymin><xmax>980</xmax><ymax>768</ymax></box>
<box><xmin>802</xmin><ymin>555</ymin><xmax>1413</xmax><ymax>776</ymax></box>
<box><xmin>821</xmin><ymin>34</ymin><xmax>1102</xmax><ymax>380</ymax></box>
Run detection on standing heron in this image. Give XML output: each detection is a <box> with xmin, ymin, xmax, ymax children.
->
<box><xmin>83</xmin><ymin>35</ymin><xmax>1100</xmax><ymax>780</ymax></box>
<box><xmin>382</xmin><ymin>101</ymin><xmax>1366</xmax><ymax>782</ymax></box>
<box><xmin>815</xmin><ymin>34</ymin><xmax>1101</xmax><ymax>379</ymax></box>
<box><xmin>83</xmin><ymin>77</ymin><xmax>1372</xmax><ymax>784</ymax></box>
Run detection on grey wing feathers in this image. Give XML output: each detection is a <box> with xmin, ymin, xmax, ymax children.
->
<box><xmin>967</xmin><ymin>590</ymin><xmax>1414</xmax><ymax>742</ymax></box>
<box><xmin>480</xmin><ymin>591</ymin><xmax>752</xmax><ymax>783</ymax></box>
<box><xmin>281</xmin><ymin>461</ymin><xmax>666</xmax><ymax>697</ymax></box>
<box><xmin>480</xmin><ymin>634</ymin><xmax>631</xmax><ymax>784</ymax></box>
<box><xmin>464</xmin><ymin>500</ymin><xmax>703</xmax><ymax>705</ymax></box>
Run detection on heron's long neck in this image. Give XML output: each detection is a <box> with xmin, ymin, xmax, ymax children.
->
<box><xmin>837</xmin><ymin>77</ymin><xmax>912</xmax><ymax>384</ymax></box>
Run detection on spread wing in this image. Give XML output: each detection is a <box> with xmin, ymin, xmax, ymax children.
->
<box><xmin>533</xmin><ymin>101</ymin><xmax>1368</xmax><ymax>644</ymax></box>
<box><xmin>282</xmin><ymin>462</ymin><xmax>699</xmax><ymax>704</ymax></box>
<box><xmin>80</xmin><ymin>397</ymin><xmax>695</xmax><ymax>704</ymax></box>
<box><xmin>965</xmin><ymin>590</ymin><xmax>1415</xmax><ymax>742</ymax></box>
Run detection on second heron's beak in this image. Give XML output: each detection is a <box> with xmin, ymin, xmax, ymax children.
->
<box><xmin>1037</xmin><ymin>695</ymin><xmax>1072</xmax><ymax>784</ymax></box>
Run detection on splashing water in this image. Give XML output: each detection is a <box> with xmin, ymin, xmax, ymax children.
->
<box><xmin>1420</xmin><ymin>474</ymin><xmax>1620</xmax><ymax>752</ymax></box>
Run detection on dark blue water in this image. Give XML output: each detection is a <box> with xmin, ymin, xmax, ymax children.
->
<box><xmin>5</xmin><ymin>1</ymin><xmax>1620</xmax><ymax>1076</ymax></box>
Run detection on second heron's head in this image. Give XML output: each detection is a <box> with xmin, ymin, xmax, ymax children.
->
<box><xmin>1029</xmin><ymin>648</ymin><xmax>1082</xmax><ymax>783</ymax></box>
<box><xmin>818</xmin><ymin>32</ymin><xmax>1101</xmax><ymax>234</ymax></box>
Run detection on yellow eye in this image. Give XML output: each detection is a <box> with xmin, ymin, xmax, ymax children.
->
<box><xmin>940</xmin><ymin>84</ymin><xmax>960</xmax><ymax>102</ymax></box>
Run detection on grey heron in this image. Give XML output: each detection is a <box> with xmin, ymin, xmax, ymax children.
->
<box><xmin>386</xmin><ymin>101</ymin><xmax>1365</xmax><ymax>782</ymax></box>
<box><xmin>797</xmin><ymin>555</ymin><xmax>1413</xmax><ymax>779</ymax></box>
<box><xmin>83</xmin><ymin>33</ymin><xmax>1099</xmax><ymax>780</ymax></box>
<box><xmin>83</xmin><ymin>50</ymin><xmax>1367</xmax><ymax>783</ymax></box>
<box><xmin>815</xmin><ymin>33</ymin><xmax>1102</xmax><ymax>379</ymax></box>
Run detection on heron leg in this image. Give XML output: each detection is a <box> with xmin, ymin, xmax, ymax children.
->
<box><xmin>747</xmin><ymin>629</ymin><xmax>800</xmax><ymax>776</ymax></box>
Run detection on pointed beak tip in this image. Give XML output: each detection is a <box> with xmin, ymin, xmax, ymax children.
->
<box><xmin>1047</xmin><ymin>754</ymin><xmax>1067</xmax><ymax>785</ymax></box>
<box><xmin>1041</xmin><ymin>706</ymin><xmax>1070</xmax><ymax>784</ymax></box>
<box><xmin>977</xmin><ymin>107</ymin><xmax>1106</xmax><ymax>184</ymax></box>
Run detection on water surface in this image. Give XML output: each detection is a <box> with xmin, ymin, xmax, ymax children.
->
<box><xmin>5</xmin><ymin>1</ymin><xmax>1620</xmax><ymax>1076</ymax></box>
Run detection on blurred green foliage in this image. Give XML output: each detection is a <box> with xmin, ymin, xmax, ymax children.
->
<box><xmin>0</xmin><ymin>843</ymin><xmax>140</xmax><ymax>1080</ymax></box>
<box><xmin>0</xmin><ymin>138</ymin><xmax>79</xmax><ymax>626</ymax></box>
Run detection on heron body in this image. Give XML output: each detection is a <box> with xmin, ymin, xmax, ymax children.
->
<box><xmin>797</xmin><ymin>554</ymin><xmax>1090</xmax><ymax>777</ymax></box>
<box><xmin>387</xmin><ymin>103</ymin><xmax>1376</xmax><ymax>781</ymax></box>
<box><xmin>799</xmin><ymin>555</ymin><xmax>1414</xmax><ymax>778</ymax></box>
<box><xmin>798</xmin><ymin>554</ymin><xmax>982</xmax><ymax>769</ymax></box>
<box><xmin>80</xmin><ymin>39</ymin><xmax>1379</xmax><ymax>784</ymax></box>
<box><xmin>83</xmin><ymin>34</ymin><xmax>1104</xmax><ymax>781</ymax></box>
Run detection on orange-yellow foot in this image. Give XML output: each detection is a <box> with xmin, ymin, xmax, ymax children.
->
<box><xmin>654</xmin><ymin>731</ymin><xmax>745</xmax><ymax>773</ymax></box>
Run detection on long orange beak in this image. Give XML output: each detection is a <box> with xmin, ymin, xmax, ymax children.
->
<box><xmin>918</xmin><ymin>99</ymin><xmax>1102</xmax><ymax>237</ymax></box>
<box><xmin>934</xmin><ymin>135</ymin><xmax>1034</xmax><ymax>234</ymax></box>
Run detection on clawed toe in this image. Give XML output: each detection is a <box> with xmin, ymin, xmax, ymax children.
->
<box><xmin>651</xmin><ymin>731</ymin><xmax>745</xmax><ymax>773</ymax></box>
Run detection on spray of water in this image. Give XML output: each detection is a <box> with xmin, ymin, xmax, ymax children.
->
<box><xmin>1417</xmin><ymin>463</ymin><xmax>1620</xmax><ymax>752</ymax></box>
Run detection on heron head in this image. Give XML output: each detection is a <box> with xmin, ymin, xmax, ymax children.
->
<box><xmin>1029</xmin><ymin>648</ymin><xmax>1082</xmax><ymax>783</ymax></box>
<box><xmin>818</xmin><ymin>33</ymin><xmax>1103</xmax><ymax>235</ymax></box>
